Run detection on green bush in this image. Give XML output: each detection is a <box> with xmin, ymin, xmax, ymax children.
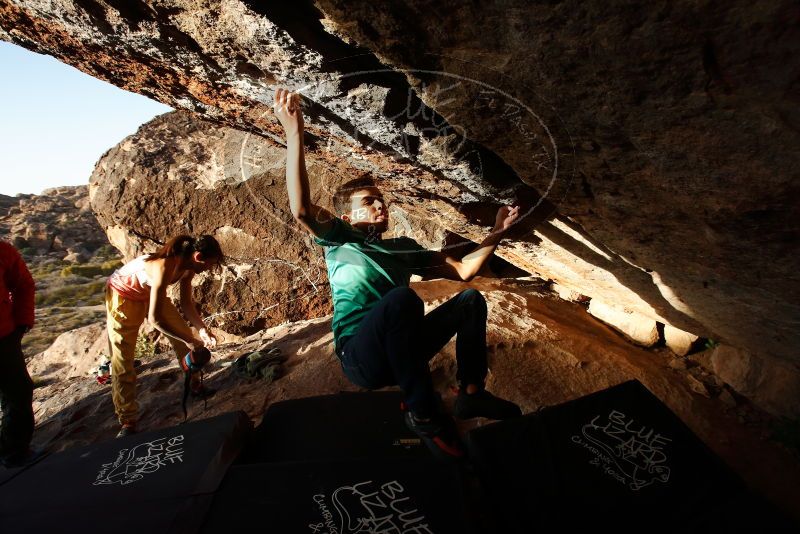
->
<box><xmin>60</xmin><ymin>264</ymin><xmax>103</xmax><ymax>278</ymax></box>
<box><xmin>29</xmin><ymin>260</ymin><xmax>66</xmax><ymax>279</ymax></box>
<box><xmin>93</xmin><ymin>244</ymin><xmax>121</xmax><ymax>261</ymax></box>
<box><xmin>60</xmin><ymin>261</ymin><xmax>121</xmax><ymax>278</ymax></box>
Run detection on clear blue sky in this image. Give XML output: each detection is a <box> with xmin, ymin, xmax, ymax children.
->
<box><xmin>0</xmin><ymin>41</ymin><xmax>171</xmax><ymax>196</ymax></box>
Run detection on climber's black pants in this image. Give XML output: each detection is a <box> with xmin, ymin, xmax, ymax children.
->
<box><xmin>338</xmin><ymin>287</ymin><xmax>488</xmax><ymax>417</ymax></box>
<box><xmin>0</xmin><ymin>331</ymin><xmax>34</xmax><ymax>460</ymax></box>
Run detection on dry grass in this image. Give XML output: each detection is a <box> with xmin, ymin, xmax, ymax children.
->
<box><xmin>21</xmin><ymin>247</ymin><xmax>120</xmax><ymax>357</ymax></box>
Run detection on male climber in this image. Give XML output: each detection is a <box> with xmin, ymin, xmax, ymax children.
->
<box><xmin>274</xmin><ymin>88</ymin><xmax>522</xmax><ymax>457</ymax></box>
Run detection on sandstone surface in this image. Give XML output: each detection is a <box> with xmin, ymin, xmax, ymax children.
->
<box><xmin>587</xmin><ymin>298</ymin><xmax>660</xmax><ymax>347</ymax></box>
<box><xmin>664</xmin><ymin>323</ymin><xmax>700</xmax><ymax>357</ymax></box>
<box><xmin>1</xmin><ymin>2</ymin><xmax>798</xmax><ymax>414</ymax></box>
<box><xmin>27</xmin><ymin>322</ymin><xmax>107</xmax><ymax>380</ymax></box>
<box><xmin>89</xmin><ymin>111</ymin><xmax>335</xmax><ymax>334</ymax></box>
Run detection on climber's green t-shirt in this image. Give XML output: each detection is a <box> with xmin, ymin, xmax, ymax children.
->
<box><xmin>314</xmin><ymin>217</ymin><xmax>438</xmax><ymax>350</ymax></box>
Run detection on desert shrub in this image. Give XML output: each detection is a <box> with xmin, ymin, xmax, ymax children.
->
<box><xmin>101</xmin><ymin>259</ymin><xmax>122</xmax><ymax>271</ymax></box>
<box><xmin>135</xmin><ymin>334</ymin><xmax>155</xmax><ymax>360</ymax></box>
<box><xmin>60</xmin><ymin>260</ymin><xmax>121</xmax><ymax>278</ymax></box>
<box><xmin>30</xmin><ymin>260</ymin><xmax>66</xmax><ymax>279</ymax></box>
<box><xmin>60</xmin><ymin>264</ymin><xmax>103</xmax><ymax>278</ymax></box>
<box><xmin>93</xmin><ymin>244</ymin><xmax>120</xmax><ymax>261</ymax></box>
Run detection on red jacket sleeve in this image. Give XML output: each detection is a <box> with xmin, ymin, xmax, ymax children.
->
<box><xmin>3</xmin><ymin>244</ymin><xmax>35</xmax><ymax>328</ymax></box>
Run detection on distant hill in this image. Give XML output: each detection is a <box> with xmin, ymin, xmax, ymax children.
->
<box><xmin>0</xmin><ymin>186</ymin><xmax>120</xmax><ymax>356</ymax></box>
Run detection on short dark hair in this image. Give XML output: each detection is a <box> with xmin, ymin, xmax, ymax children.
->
<box><xmin>333</xmin><ymin>175</ymin><xmax>378</xmax><ymax>216</ymax></box>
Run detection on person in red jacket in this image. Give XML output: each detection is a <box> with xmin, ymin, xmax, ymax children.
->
<box><xmin>0</xmin><ymin>241</ymin><xmax>36</xmax><ymax>467</ymax></box>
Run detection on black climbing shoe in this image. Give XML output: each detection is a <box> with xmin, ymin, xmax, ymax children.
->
<box><xmin>403</xmin><ymin>411</ymin><xmax>464</xmax><ymax>460</ymax></box>
<box><xmin>453</xmin><ymin>389</ymin><xmax>522</xmax><ymax>420</ymax></box>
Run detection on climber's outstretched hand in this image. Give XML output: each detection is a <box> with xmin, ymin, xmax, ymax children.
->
<box><xmin>493</xmin><ymin>205</ymin><xmax>520</xmax><ymax>234</ymax></box>
<box><xmin>274</xmin><ymin>88</ymin><xmax>304</xmax><ymax>138</ymax></box>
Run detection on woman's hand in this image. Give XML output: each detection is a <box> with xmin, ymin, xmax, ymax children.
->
<box><xmin>198</xmin><ymin>327</ymin><xmax>217</xmax><ymax>349</ymax></box>
<box><xmin>185</xmin><ymin>338</ymin><xmax>203</xmax><ymax>353</ymax></box>
<box><xmin>274</xmin><ymin>88</ymin><xmax>304</xmax><ymax>138</ymax></box>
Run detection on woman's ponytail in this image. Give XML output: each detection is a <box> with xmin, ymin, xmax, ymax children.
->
<box><xmin>145</xmin><ymin>234</ymin><xmax>224</xmax><ymax>266</ymax></box>
<box><xmin>146</xmin><ymin>235</ymin><xmax>195</xmax><ymax>261</ymax></box>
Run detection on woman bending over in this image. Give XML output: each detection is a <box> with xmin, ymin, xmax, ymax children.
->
<box><xmin>105</xmin><ymin>235</ymin><xmax>223</xmax><ymax>437</ymax></box>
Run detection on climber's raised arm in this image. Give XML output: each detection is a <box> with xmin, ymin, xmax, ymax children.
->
<box><xmin>274</xmin><ymin>88</ymin><xmax>334</xmax><ymax>238</ymax></box>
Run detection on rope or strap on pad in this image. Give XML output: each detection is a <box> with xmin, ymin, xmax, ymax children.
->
<box><xmin>180</xmin><ymin>348</ymin><xmax>212</xmax><ymax>422</ymax></box>
<box><xmin>182</xmin><ymin>370</ymin><xmax>209</xmax><ymax>422</ymax></box>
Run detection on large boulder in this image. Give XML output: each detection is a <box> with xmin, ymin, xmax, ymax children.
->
<box><xmin>27</xmin><ymin>322</ymin><xmax>107</xmax><ymax>380</ymax></box>
<box><xmin>313</xmin><ymin>0</ymin><xmax>800</xmax><ymax>361</ymax></box>
<box><xmin>2</xmin><ymin>2</ymin><xmax>798</xmax><ymax>415</ymax></box>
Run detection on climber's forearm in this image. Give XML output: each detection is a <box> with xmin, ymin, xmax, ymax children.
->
<box><xmin>179</xmin><ymin>295</ymin><xmax>207</xmax><ymax>333</ymax></box>
<box><xmin>285</xmin><ymin>132</ymin><xmax>312</xmax><ymax>219</ymax></box>
<box><xmin>426</xmin><ymin>229</ymin><xmax>505</xmax><ymax>282</ymax></box>
<box><xmin>284</xmin><ymin>134</ymin><xmax>335</xmax><ymax>237</ymax></box>
<box><xmin>459</xmin><ymin>230</ymin><xmax>504</xmax><ymax>280</ymax></box>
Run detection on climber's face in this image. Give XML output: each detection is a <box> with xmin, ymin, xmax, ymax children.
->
<box><xmin>344</xmin><ymin>187</ymin><xmax>389</xmax><ymax>234</ymax></box>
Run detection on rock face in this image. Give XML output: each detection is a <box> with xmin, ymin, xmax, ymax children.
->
<box><xmin>711</xmin><ymin>345</ymin><xmax>800</xmax><ymax>418</ymax></box>
<box><xmin>587</xmin><ymin>299</ymin><xmax>660</xmax><ymax>347</ymax></box>
<box><xmin>1</xmin><ymin>2</ymin><xmax>798</xmax><ymax>415</ymax></box>
<box><xmin>664</xmin><ymin>324</ymin><xmax>700</xmax><ymax>357</ymax></box>
<box><xmin>27</xmin><ymin>322</ymin><xmax>107</xmax><ymax>380</ymax></box>
<box><xmin>0</xmin><ymin>186</ymin><xmax>109</xmax><ymax>257</ymax></box>
<box><xmin>315</xmin><ymin>0</ymin><xmax>800</xmax><ymax>351</ymax></box>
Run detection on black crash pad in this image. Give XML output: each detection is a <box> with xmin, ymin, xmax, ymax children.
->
<box><xmin>467</xmin><ymin>380</ymin><xmax>792</xmax><ymax>532</ymax></box>
<box><xmin>240</xmin><ymin>391</ymin><xmax>429</xmax><ymax>463</ymax></box>
<box><xmin>0</xmin><ymin>411</ymin><xmax>250</xmax><ymax>534</ymax></box>
<box><xmin>201</xmin><ymin>459</ymin><xmax>470</xmax><ymax>533</ymax></box>
<box><xmin>0</xmin><ymin>452</ymin><xmax>48</xmax><ymax>488</ymax></box>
